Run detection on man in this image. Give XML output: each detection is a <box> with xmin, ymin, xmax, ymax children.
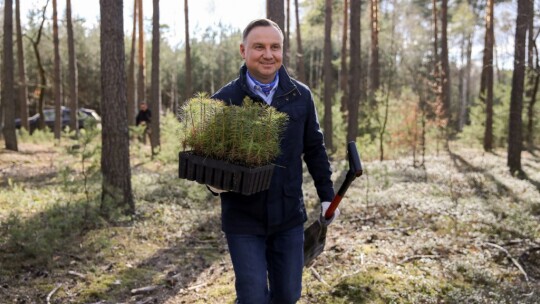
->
<box><xmin>136</xmin><ymin>102</ymin><xmax>151</xmax><ymax>143</ymax></box>
<box><xmin>136</xmin><ymin>102</ymin><xmax>151</xmax><ymax>126</ymax></box>
<box><xmin>210</xmin><ymin>19</ymin><xmax>339</xmax><ymax>303</ymax></box>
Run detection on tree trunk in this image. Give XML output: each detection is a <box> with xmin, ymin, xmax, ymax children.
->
<box><xmin>481</xmin><ymin>0</ymin><xmax>494</xmax><ymax>151</ymax></box>
<box><xmin>137</xmin><ymin>0</ymin><xmax>146</xmax><ymax>103</ymax></box>
<box><xmin>100</xmin><ymin>0</ymin><xmax>134</xmax><ymax>214</ymax></box>
<box><xmin>459</xmin><ymin>32</ymin><xmax>473</xmax><ymax>130</ymax></box>
<box><xmin>440</xmin><ymin>0</ymin><xmax>451</xmax><ymax>122</ymax></box>
<box><xmin>323</xmin><ymin>0</ymin><xmax>333</xmax><ymax>151</ymax></box>
<box><xmin>15</xmin><ymin>0</ymin><xmax>29</xmax><ymax>131</ymax></box>
<box><xmin>284</xmin><ymin>0</ymin><xmax>290</xmax><ymax>68</ymax></box>
<box><xmin>150</xmin><ymin>0</ymin><xmax>160</xmax><ymax>153</ymax></box>
<box><xmin>457</xmin><ymin>33</ymin><xmax>465</xmax><ymax>131</ymax></box>
<box><xmin>52</xmin><ymin>0</ymin><xmax>62</xmax><ymax>140</ymax></box>
<box><xmin>2</xmin><ymin>0</ymin><xmax>18</xmax><ymax>151</ymax></box>
<box><xmin>127</xmin><ymin>0</ymin><xmax>137</xmax><ymax>126</ymax></box>
<box><xmin>527</xmin><ymin>38</ymin><xmax>539</xmax><ymax>149</ymax></box>
<box><xmin>432</xmin><ymin>0</ymin><xmax>439</xmax><ymax>92</ymax></box>
<box><xmin>370</xmin><ymin>0</ymin><xmax>380</xmax><ymax>104</ymax></box>
<box><xmin>525</xmin><ymin>0</ymin><xmax>537</xmax><ymax>149</ymax></box>
<box><xmin>378</xmin><ymin>0</ymin><xmax>397</xmax><ymax>162</ymax></box>
<box><xmin>347</xmin><ymin>0</ymin><xmax>361</xmax><ymax>142</ymax></box>
<box><xmin>267</xmin><ymin>0</ymin><xmax>285</xmax><ymax>35</ymax></box>
<box><xmin>340</xmin><ymin>0</ymin><xmax>349</xmax><ymax>115</ymax></box>
<box><xmin>184</xmin><ymin>0</ymin><xmax>192</xmax><ymax>99</ymax></box>
<box><xmin>29</xmin><ymin>1</ymin><xmax>49</xmax><ymax>131</ymax></box>
<box><xmin>294</xmin><ymin>0</ymin><xmax>306</xmax><ymax>83</ymax></box>
<box><xmin>66</xmin><ymin>0</ymin><xmax>79</xmax><ymax>134</ymax></box>
<box><xmin>508</xmin><ymin>0</ymin><xmax>530</xmax><ymax>175</ymax></box>
<box><xmin>527</xmin><ymin>2</ymin><xmax>534</xmax><ymax>68</ymax></box>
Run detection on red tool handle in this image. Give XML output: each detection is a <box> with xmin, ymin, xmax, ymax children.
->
<box><xmin>324</xmin><ymin>142</ymin><xmax>363</xmax><ymax>220</ymax></box>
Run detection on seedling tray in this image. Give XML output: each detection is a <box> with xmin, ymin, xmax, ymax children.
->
<box><xmin>178</xmin><ymin>151</ymin><xmax>275</xmax><ymax>196</ymax></box>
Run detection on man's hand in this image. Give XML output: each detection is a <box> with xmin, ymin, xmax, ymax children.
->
<box><xmin>207</xmin><ymin>185</ymin><xmax>227</xmax><ymax>194</ymax></box>
<box><xmin>321</xmin><ymin>201</ymin><xmax>340</xmax><ymax>225</ymax></box>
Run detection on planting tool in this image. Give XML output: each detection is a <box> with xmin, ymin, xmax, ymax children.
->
<box><xmin>303</xmin><ymin>141</ymin><xmax>363</xmax><ymax>267</ymax></box>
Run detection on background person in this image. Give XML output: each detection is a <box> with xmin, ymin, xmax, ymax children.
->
<box><xmin>136</xmin><ymin>102</ymin><xmax>151</xmax><ymax>143</ymax></box>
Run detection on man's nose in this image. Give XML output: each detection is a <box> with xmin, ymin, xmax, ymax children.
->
<box><xmin>263</xmin><ymin>47</ymin><xmax>273</xmax><ymax>58</ymax></box>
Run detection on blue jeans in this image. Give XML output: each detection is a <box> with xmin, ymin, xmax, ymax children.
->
<box><xmin>226</xmin><ymin>224</ymin><xmax>304</xmax><ymax>304</ymax></box>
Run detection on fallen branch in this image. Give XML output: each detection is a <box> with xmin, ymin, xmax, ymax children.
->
<box><xmin>187</xmin><ymin>282</ymin><xmax>208</xmax><ymax>291</ymax></box>
<box><xmin>484</xmin><ymin>242</ymin><xmax>529</xmax><ymax>282</ymax></box>
<box><xmin>339</xmin><ymin>269</ymin><xmax>362</xmax><ymax>280</ymax></box>
<box><xmin>309</xmin><ymin>267</ymin><xmax>330</xmax><ymax>287</ymax></box>
<box><xmin>136</xmin><ymin>297</ymin><xmax>155</xmax><ymax>304</ymax></box>
<box><xmin>398</xmin><ymin>254</ymin><xmax>440</xmax><ymax>264</ymax></box>
<box><xmin>131</xmin><ymin>285</ymin><xmax>160</xmax><ymax>295</ymax></box>
<box><xmin>46</xmin><ymin>284</ymin><xmax>62</xmax><ymax>304</ymax></box>
<box><xmin>349</xmin><ymin>215</ymin><xmax>379</xmax><ymax>223</ymax></box>
<box><xmin>378</xmin><ymin>226</ymin><xmax>412</xmax><ymax>232</ymax></box>
<box><xmin>68</xmin><ymin>270</ymin><xmax>86</xmax><ymax>280</ymax></box>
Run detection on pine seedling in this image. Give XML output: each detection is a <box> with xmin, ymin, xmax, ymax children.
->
<box><xmin>179</xmin><ymin>94</ymin><xmax>288</xmax><ymax>167</ymax></box>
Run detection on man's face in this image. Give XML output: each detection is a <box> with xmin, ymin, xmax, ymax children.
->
<box><xmin>140</xmin><ymin>103</ymin><xmax>147</xmax><ymax>111</ymax></box>
<box><xmin>240</xmin><ymin>25</ymin><xmax>283</xmax><ymax>84</ymax></box>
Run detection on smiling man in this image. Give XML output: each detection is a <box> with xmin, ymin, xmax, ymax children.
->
<box><xmin>210</xmin><ymin>19</ymin><xmax>338</xmax><ymax>304</ymax></box>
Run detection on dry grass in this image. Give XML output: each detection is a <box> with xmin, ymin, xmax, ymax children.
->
<box><xmin>1</xmin><ymin>136</ymin><xmax>539</xmax><ymax>303</ymax></box>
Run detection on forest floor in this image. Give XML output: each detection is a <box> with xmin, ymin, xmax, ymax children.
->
<box><xmin>0</xmin><ymin>134</ymin><xmax>539</xmax><ymax>303</ymax></box>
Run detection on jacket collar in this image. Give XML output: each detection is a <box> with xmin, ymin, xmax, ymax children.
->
<box><xmin>239</xmin><ymin>64</ymin><xmax>297</xmax><ymax>100</ymax></box>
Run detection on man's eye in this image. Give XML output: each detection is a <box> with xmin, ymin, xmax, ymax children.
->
<box><xmin>272</xmin><ymin>45</ymin><xmax>281</xmax><ymax>51</ymax></box>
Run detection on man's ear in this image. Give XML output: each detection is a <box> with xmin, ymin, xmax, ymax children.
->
<box><xmin>240</xmin><ymin>43</ymin><xmax>246</xmax><ymax>59</ymax></box>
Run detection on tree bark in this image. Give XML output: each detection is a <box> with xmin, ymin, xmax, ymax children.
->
<box><xmin>508</xmin><ymin>0</ymin><xmax>530</xmax><ymax>175</ymax></box>
<box><xmin>347</xmin><ymin>0</ymin><xmax>361</xmax><ymax>142</ymax></box>
<box><xmin>29</xmin><ymin>1</ymin><xmax>49</xmax><ymax>131</ymax></box>
<box><xmin>525</xmin><ymin>0</ymin><xmax>537</xmax><ymax>149</ymax></box>
<box><xmin>440</xmin><ymin>0</ymin><xmax>451</xmax><ymax>122</ymax></box>
<box><xmin>52</xmin><ymin>0</ymin><xmax>62</xmax><ymax>140</ymax></box>
<box><xmin>184</xmin><ymin>0</ymin><xmax>192</xmax><ymax>99</ymax></box>
<box><xmin>2</xmin><ymin>0</ymin><xmax>18</xmax><ymax>151</ymax></box>
<box><xmin>137</xmin><ymin>0</ymin><xmax>146</xmax><ymax>103</ymax></box>
<box><xmin>323</xmin><ymin>0</ymin><xmax>334</xmax><ymax>151</ymax></box>
<box><xmin>127</xmin><ymin>0</ymin><xmax>137</xmax><ymax>125</ymax></box>
<box><xmin>378</xmin><ymin>0</ymin><xmax>397</xmax><ymax>162</ymax></box>
<box><xmin>294</xmin><ymin>0</ymin><xmax>306</xmax><ymax>83</ymax></box>
<box><xmin>285</xmin><ymin>0</ymin><xmax>290</xmax><ymax>68</ymax></box>
<box><xmin>370</xmin><ymin>0</ymin><xmax>380</xmax><ymax>104</ymax></box>
<box><xmin>481</xmin><ymin>0</ymin><xmax>494</xmax><ymax>151</ymax></box>
<box><xmin>150</xmin><ymin>0</ymin><xmax>161</xmax><ymax>152</ymax></box>
<box><xmin>267</xmin><ymin>0</ymin><xmax>286</xmax><ymax>64</ymax></box>
<box><xmin>267</xmin><ymin>0</ymin><xmax>285</xmax><ymax>35</ymax></box>
<box><xmin>527</xmin><ymin>37</ymin><xmax>539</xmax><ymax>149</ymax></box>
<box><xmin>100</xmin><ymin>0</ymin><xmax>134</xmax><ymax>214</ymax></box>
<box><xmin>458</xmin><ymin>32</ymin><xmax>473</xmax><ymax>130</ymax></box>
<box><xmin>15</xmin><ymin>0</ymin><xmax>29</xmax><ymax>131</ymax></box>
<box><xmin>458</xmin><ymin>34</ymin><xmax>465</xmax><ymax>131</ymax></box>
<box><xmin>66</xmin><ymin>0</ymin><xmax>79</xmax><ymax>134</ymax></box>
<box><xmin>340</xmin><ymin>0</ymin><xmax>349</xmax><ymax>115</ymax></box>
<box><xmin>432</xmin><ymin>0</ymin><xmax>439</xmax><ymax>93</ymax></box>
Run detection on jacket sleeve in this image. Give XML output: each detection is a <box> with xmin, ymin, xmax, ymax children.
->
<box><xmin>302</xmin><ymin>90</ymin><xmax>335</xmax><ymax>202</ymax></box>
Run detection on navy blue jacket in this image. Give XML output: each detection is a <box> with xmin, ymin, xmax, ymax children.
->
<box><xmin>211</xmin><ymin>65</ymin><xmax>334</xmax><ymax>235</ymax></box>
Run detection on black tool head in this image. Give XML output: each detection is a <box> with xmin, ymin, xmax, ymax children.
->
<box><xmin>303</xmin><ymin>219</ymin><xmax>328</xmax><ymax>267</ymax></box>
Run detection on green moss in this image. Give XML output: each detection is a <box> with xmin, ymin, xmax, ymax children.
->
<box><xmin>203</xmin><ymin>273</ymin><xmax>236</xmax><ymax>303</ymax></box>
<box><xmin>328</xmin><ymin>266</ymin><xmax>467</xmax><ymax>304</ymax></box>
<box><xmin>79</xmin><ymin>267</ymin><xmax>160</xmax><ymax>302</ymax></box>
